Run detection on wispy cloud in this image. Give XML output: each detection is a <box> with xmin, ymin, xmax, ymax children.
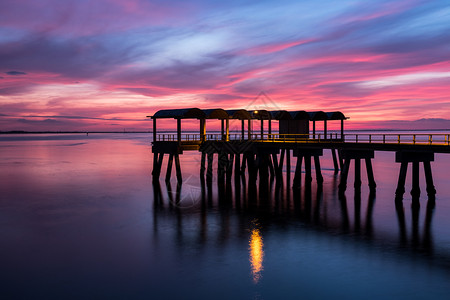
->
<box><xmin>5</xmin><ymin>71</ymin><xmax>26</xmax><ymax>75</ymax></box>
<box><xmin>0</xmin><ymin>0</ymin><xmax>449</xmax><ymax>130</ymax></box>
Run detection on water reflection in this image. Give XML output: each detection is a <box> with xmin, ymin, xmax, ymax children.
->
<box><xmin>249</xmin><ymin>221</ymin><xmax>264</xmax><ymax>284</ymax></box>
<box><xmin>152</xmin><ymin>169</ymin><xmax>438</xmax><ymax>263</ymax></box>
<box><xmin>395</xmin><ymin>198</ymin><xmax>435</xmax><ymax>252</ymax></box>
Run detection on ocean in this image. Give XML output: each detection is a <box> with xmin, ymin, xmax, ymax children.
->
<box><xmin>1</xmin><ymin>132</ymin><xmax>450</xmax><ymax>299</ymax></box>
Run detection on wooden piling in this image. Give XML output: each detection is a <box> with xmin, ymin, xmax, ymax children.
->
<box><xmin>365</xmin><ymin>158</ymin><xmax>377</xmax><ymax>190</ymax></box>
<box><xmin>174</xmin><ymin>154</ymin><xmax>182</xmax><ymax>182</ymax></box>
<box><xmin>304</xmin><ymin>155</ymin><xmax>312</xmax><ymax>185</ymax></box>
<box><xmin>200</xmin><ymin>152</ymin><xmax>206</xmax><ymax>177</ymax></box>
<box><xmin>314</xmin><ymin>155</ymin><xmax>323</xmax><ymax>184</ymax></box>
<box><xmin>207</xmin><ymin>153</ymin><xmax>214</xmax><ymax>182</ymax></box>
<box><xmin>423</xmin><ymin>161</ymin><xmax>436</xmax><ymax>198</ymax></box>
<box><xmin>338</xmin><ymin>158</ymin><xmax>351</xmax><ymax>192</ymax></box>
<box><xmin>286</xmin><ymin>149</ymin><xmax>291</xmax><ymax>186</ymax></box>
<box><xmin>293</xmin><ymin>155</ymin><xmax>303</xmax><ymax>188</ymax></box>
<box><xmin>395</xmin><ymin>162</ymin><xmax>408</xmax><ymax>200</ymax></box>
<box><xmin>226</xmin><ymin>153</ymin><xmax>234</xmax><ymax>182</ymax></box>
<box><xmin>234</xmin><ymin>153</ymin><xmax>241</xmax><ymax>180</ymax></box>
<box><xmin>166</xmin><ymin>154</ymin><xmax>174</xmax><ymax>182</ymax></box>
<box><xmin>354</xmin><ymin>158</ymin><xmax>362</xmax><ymax>189</ymax></box>
<box><xmin>331</xmin><ymin>149</ymin><xmax>339</xmax><ymax>173</ymax></box>
<box><xmin>411</xmin><ymin>161</ymin><xmax>420</xmax><ymax>199</ymax></box>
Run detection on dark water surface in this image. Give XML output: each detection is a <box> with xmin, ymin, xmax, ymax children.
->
<box><xmin>1</xmin><ymin>133</ymin><xmax>450</xmax><ymax>299</ymax></box>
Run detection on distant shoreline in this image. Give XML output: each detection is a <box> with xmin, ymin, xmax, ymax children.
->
<box><xmin>1</xmin><ymin>129</ymin><xmax>449</xmax><ymax>134</ymax></box>
<box><xmin>0</xmin><ymin>131</ymin><xmax>152</xmax><ymax>134</ymax></box>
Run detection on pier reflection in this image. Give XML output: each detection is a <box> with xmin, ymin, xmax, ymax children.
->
<box><xmin>152</xmin><ymin>168</ymin><xmax>441</xmax><ymax>282</ymax></box>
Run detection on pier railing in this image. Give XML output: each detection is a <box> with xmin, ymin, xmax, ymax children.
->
<box><xmin>153</xmin><ymin>133</ymin><xmax>450</xmax><ymax>146</ymax></box>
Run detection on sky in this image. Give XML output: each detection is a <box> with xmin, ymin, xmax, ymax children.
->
<box><xmin>0</xmin><ymin>0</ymin><xmax>449</xmax><ymax>131</ymax></box>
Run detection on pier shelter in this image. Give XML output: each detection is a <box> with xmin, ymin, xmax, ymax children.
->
<box><xmin>150</xmin><ymin>107</ymin><xmax>348</xmax><ymax>184</ymax></box>
<box><xmin>150</xmin><ymin>107</ymin><xmax>450</xmax><ymax>201</ymax></box>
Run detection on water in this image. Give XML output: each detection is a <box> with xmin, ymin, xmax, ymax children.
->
<box><xmin>1</xmin><ymin>133</ymin><xmax>450</xmax><ymax>299</ymax></box>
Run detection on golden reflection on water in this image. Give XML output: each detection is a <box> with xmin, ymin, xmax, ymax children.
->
<box><xmin>249</xmin><ymin>224</ymin><xmax>264</xmax><ymax>283</ymax></box>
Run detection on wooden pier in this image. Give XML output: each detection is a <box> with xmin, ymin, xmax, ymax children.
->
<box><xmin>149</xmin><ymin>108</ymin><xmax>450</xmax><ymax>202</ymax></box>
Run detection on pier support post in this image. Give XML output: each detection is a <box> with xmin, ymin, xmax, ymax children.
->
<box><xmin>411</xmin><ymin>161</ymin><xmax>420</xmax><ymax>199</ymax></box>
<box><xmin>286</xmin><ymin>149</ymin><xmax>291</xmax><ymax>186</ymax></box>
<box><xmin>152</xmin><ymin>152</ymin><xmax>164</xmax><ymax>180</ymax></box>
<box><xmin>314</xmin><ymin>155</ymin><xmax>324</xmax><ymax>184</ymax></box>
<box><xmin>423</xmin><ymin>161</ymin><xmax>436</xmax><ymax>200</ymax></box>
<box><xmin>395</xmin><ymin>162</ymin><xmax>408</xmax><ymax>200</ymax></box>
<box><xmin>174</xmin><ymin>154</ymin><xmax>182</xmax><ymax>183</ymax></box>
<box><xmin>331</xmin><ymin>148</ymin><xmax>339</xmax><ymax>173</ymax></box>
<box><xmin>365</xmin><ymin>158</ymin><xmax>377</xmax><ymax>191</ymax></box>
<box><xmin>354</xmin><ymin>158</ymin><xmax>362</xmax><ymax>190</ymax></box>
<box><xmin>226</xmin><ymin>153</ymin><xmax>234</xmax><ymax>182</ymax></box>
<box><xmin>293</xmin><ymin>155</ymin><xmax>303</xmax><ymax>188</ymax></box>
<box><xmin>338</xmin><ymin>149</ymin><xmax>344</xmax><ymax>170</ymax></box>
<box><xmin>166</xmin><ymin>154</ymin><xmax>174</xmax><ymax>182</ymax></box>
<box><xmin>338</xmin><ymin>159</ymin><xmax>351</xmax><ymax>193</ymax></box>
<box><xmin>268</xmin><ymin>155</ymin><xmax>275</xmax><ymax>178</ymax></box>
<box><xmin>292</xmin><ymin>149</ymin><xmax>323</xmax><ymax>188</ymax></box>
<box><xmin>200</xmin><ymin>152</ymin><xmax>206</xmax><ymax>178</ymax></box>
<box><xmin>394</xmin><ymin>151</ymin><xmax>435</xmax><ymax>201</ymax></box>
<box><xmin>234</xmin><ymin>153</ymin><xmax>241</xmax><ymax>180</ymax></box>
<box><xmin>274</xmin><ymin>149</ymin><xmax>285</xmax><ymax>180</ymax></box>
<box><xmin>217</xmin><ymin>151</ymin><xmax>228</xmax><ymax>182</ymax></box>
<box><xmin>338</xmin><ymin>150</ymin><xmax>375</xmax><ymax>194</ymax></box>
<box><xmin>304</xmin><ymin>155</ymin><xmax>312</xmax><ymax>185</ymax></box>
<box><xmin>207</xmin><ymin>152</ymin><xmax>214</xmax><ymax>182</ymax></box>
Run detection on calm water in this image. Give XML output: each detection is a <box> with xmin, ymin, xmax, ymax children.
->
<box><xmin>1</xmin><ymin>133</ymin><xmax>450</xmax><ymax>299</ymax></box>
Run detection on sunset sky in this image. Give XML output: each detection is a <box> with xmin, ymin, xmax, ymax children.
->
<box><xmin>1</xmin><ymin>0</ymin><xmax>449</xmax><ymax>131</ymax></box>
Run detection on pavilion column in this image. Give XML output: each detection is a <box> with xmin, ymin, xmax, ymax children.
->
<box><xmin>248</xmin><ymin>119</ymin><xmax>252</xmax><ymax>140</ymax></box>
<box><xmin>268</xmin><ymin>120</ymin><xmax>272</xmax><ymax>136</ymax></box>
<box><xmin>152</xmin><ymin>118</ymin><xmax>157</xmax><ymax>143</ymax></box>
<box><xmin>260</xmin><ymin>119</ymin><xmax>264</xmax><ymax>140</ymax></box>
<box><xmin>324</xmin><ymin>120</ymin><xmax>327</xmax><ymax>139</ymax></box>
<box><xmin>221</xmin><ymin>119</ymin><xmax>225</xmax><ymax>141</ymax></box>
<box><xmin>313</xmin><ymin>121</ymin><xmax>316</xmax><ymax>137</ymax></box>
<box><xmin>200</xmin><ymin>119</ymin><xmax>206</xmax><ymax>142</ymax></box>
<box><xmin>341</xmin><ymin>119</ymin><xmax>344</xmax><ymax>139</ymax></box>
<box><xmin>241</xmin><ymin>120</ymin><xmax>245</xmax><ymax>140</ymax></box>
<box><xmin>226</xmin><ymin>118</ymin><xmax>229</xmax><ymax>141</ymax></box>
<box><xmin>177</xmin><ymin>118</ymin><xmax>181</xmax><ymax>143</ymax></box>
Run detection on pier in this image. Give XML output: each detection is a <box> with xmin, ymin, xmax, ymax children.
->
<box><xmin>149</xmin><ymin>108</ymin><xmax>450</xmax><ymax>202</ymax></box>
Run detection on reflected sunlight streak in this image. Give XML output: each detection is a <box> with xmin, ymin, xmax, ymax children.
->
<box><xmin>249</xmin><ymin>225</ymin><xmax>264</xmax><ymax>283</ymax></box>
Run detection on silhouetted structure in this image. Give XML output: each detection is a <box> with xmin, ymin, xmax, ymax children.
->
<box><xmin>149</xmin><ymin>107</ymin><xmax>450</xmax><ymax>201</ymax></box>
